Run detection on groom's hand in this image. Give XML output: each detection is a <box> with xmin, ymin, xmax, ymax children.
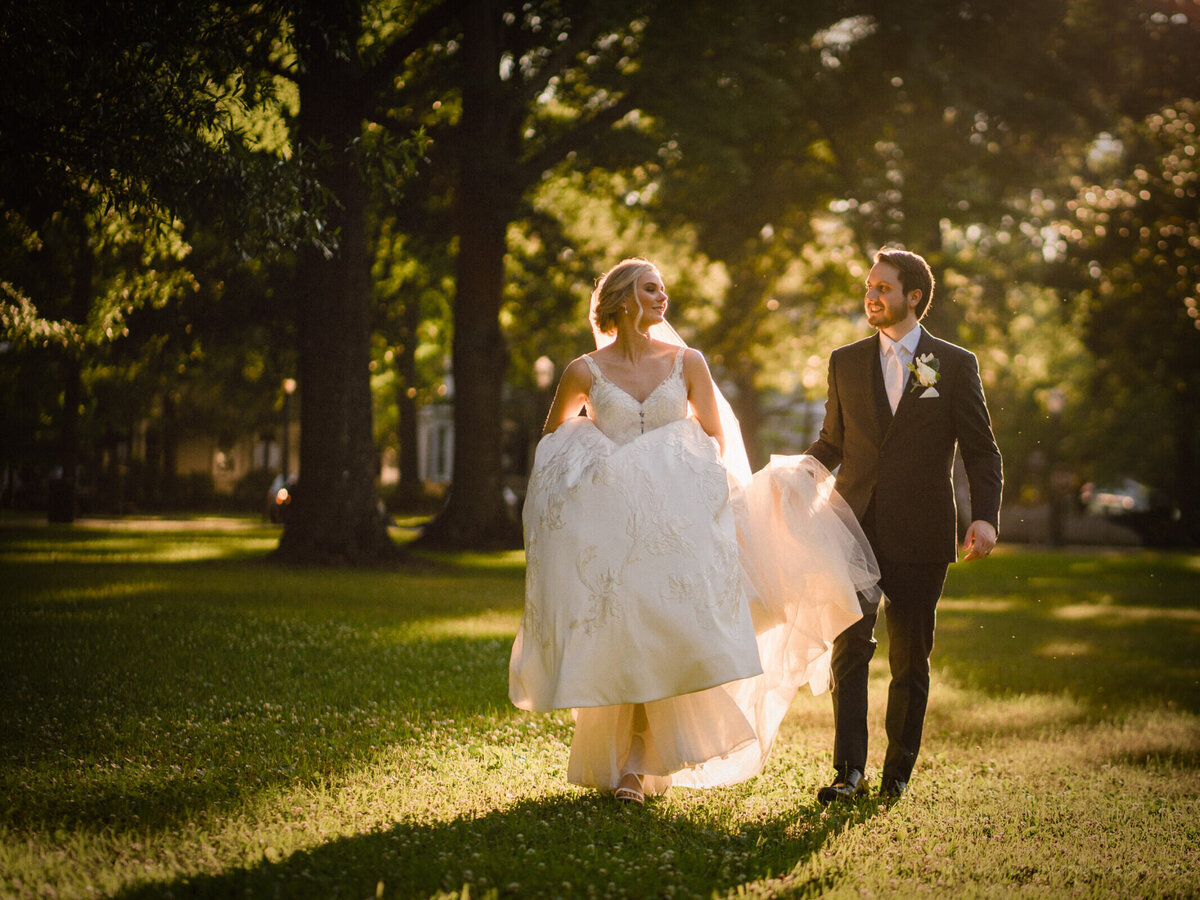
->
<box><xmin>962</xmin><ymin>520</ymin><xmax>998</xmax><ymax>561</ymax></box>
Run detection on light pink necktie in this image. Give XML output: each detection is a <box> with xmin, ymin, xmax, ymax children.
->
<box><xmin>885</xmin><ymin>345</ymin><xmax>904</xmax><ymax>413</ymax></box>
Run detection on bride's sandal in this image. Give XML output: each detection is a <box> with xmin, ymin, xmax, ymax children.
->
<box><xmin>614</xmin><ymin>773</ymin><xmax>644</xmax><ymax>805</ymax></box>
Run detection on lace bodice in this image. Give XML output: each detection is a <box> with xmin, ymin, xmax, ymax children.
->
<box><xmin>583</xmin><ymin>349</ymin><xmax>688</xmax><ymax>445</ymax></box>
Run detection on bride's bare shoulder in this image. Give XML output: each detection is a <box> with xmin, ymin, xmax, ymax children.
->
<box><xmin>556</xmin><ymin>355</ymin><xmax>595</xmax><ymax>386</ymax></box>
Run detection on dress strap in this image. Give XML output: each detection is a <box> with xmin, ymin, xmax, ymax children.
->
<box><xmin>583</xmin><ymin>349</ymin><xmax>682</xmax><ymax>386</ymax></box>
<box><xmin>672</xmin><ymin>347</ymin><xmax>686</xmax><ymax>375</ymax></box>
<box><xmin>581</xmin><ymin>354</ymin><xmax>603</xmax><ymax>382</ymax></box>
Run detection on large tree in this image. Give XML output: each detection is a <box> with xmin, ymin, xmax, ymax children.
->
<box><xmin>271</xmin><ymin>0</ymin><xmax>640</xmax><ymax>558</ymax></box>
<box><xmin>409</xmin><ymin>0</ymin><xmax>881</xmax><ymax>542</ymax></box>
<box><xmin>1</xmin><ymin>0</ymin><xmax>303</xmax><ymax>521</ymax></box>
<box><xmin>0</xmin><ymin>202</ymin><xmax>202</xmax><ymax>517</ymax></box>
<box><xmin>412</xmin><ymin>0</ymin><xmax>661</xmax><ymax>548</ymax></box>
<box><xmin>268</xmin><ymin>0</ymin><xmax>463</xmax><ymax>562</ymax></box>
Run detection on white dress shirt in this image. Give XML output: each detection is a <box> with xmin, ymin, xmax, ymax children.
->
<box><xmin>879</xmin><ymin>325</ymin><xmax>923</xmax><ymax>413</ymax></box>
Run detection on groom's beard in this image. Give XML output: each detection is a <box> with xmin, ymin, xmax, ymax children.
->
<box><xmin>867</xmin><ymin>308</ymin><xmax>908</xmax><ymax>331</ymax></box>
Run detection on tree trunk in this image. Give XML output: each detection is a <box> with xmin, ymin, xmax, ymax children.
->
<box><xmin>418</xmin><ymin>207</ymin><xmax>518</xmax><ymax>547</ymax></box>
<box><xmin>48</xmin><ymin>213</ymin><xmax>92</xmax><ymax>524</ymax></box>
<box><xmin>161</xmin><ymin>390</ymin><xmax>178</xmax><ymax>509</ymax></box>
<box><xmin>1173</xmin><ymin>389</ymin><xmax>1200</xmax><ymax>545</ymax></box>
<box><xmin>276</xmin><ymin>22</ymin><xmax>396</xmax><ymax>564</ymax></box>
<box><xmin>397</xmin><ymin>296</ymin><xmax>421</xmax><ymax>496</ymax></box>
<box><xmin>417</xmin><ymin>0</ymin><xmax>520</xmax><ymax>549</ymax></box>
<box><xmin>48</xmin><ymin>356</ymin><xmax>81</xmax><ymax>523</ymax></box>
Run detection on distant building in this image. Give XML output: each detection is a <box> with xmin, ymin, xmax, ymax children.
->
<box><xmin>172</xmin><ymin>422</ymin><xmax>298</xmax><ymax>496</ymax></box>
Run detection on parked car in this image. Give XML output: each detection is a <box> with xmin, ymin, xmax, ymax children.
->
<box><xmin>266</xmin><ymin>474</ymin><xmax>297</xmax><ymax>523</ymax></box>
<box><xmin>1081</xmin><ymin>478</ymin><xmax>1152</xmax><ymax>517</ymax></box>
<box><xmin>1080</xmin><ymin>478</ymin><xmax>1184</xmax><ymax>547</ymax></box>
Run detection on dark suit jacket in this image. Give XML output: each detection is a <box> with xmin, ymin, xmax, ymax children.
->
<box><xmin>807</xmin><ymin>329</ymin><xmax>1003</xmax><ymax>565</ymax></box>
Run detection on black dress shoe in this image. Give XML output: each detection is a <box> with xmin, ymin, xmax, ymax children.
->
<box><xmin>816</xmin><ymin>768</ymin><xmax>868</xmax><ymax>804</ymax></box>
<box><xmin>879</xmin><ymin>775</ymin><xmax>908</xmax><ymax>800</ymax></box>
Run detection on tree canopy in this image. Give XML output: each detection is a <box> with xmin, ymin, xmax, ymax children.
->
<box><xmin>3</xmin><ymin>0</ymin><xmax>1198</xmax><ymax>548</ymax></box>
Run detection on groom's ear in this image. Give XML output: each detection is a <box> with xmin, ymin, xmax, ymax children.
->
<box><xmin>907</xmin><ymin>289</ymin><xmax>922</xmax><ymax>309</ymax></box>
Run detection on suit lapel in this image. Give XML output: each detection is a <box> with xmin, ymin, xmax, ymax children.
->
<box><xmin>893</xmin><ymin>329</ymin><xmax>935</xmax><ymax>418</ymax></box>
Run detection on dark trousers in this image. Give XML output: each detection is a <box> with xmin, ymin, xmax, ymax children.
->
<box><xmin>829</xmin><ymin>556</ymin><xmax>948</xmax><ymax>780</ymax></box>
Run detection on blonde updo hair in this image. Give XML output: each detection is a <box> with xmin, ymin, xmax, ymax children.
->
<box><xmin>590</xmin><ymin>258</ymin><xmax>658</xmax><ymax>335</ymax></box>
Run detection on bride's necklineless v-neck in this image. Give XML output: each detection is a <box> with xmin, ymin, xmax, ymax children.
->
<box><xmin>587</xmin><ymin>350</ymin><xmax>682</xmax><ymax>405</ymax></box>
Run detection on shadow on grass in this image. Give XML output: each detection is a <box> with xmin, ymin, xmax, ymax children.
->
<box><xmin>1110</xmin><ymin>745</ymin><xmax>1200</xmax><ymax>769</ymax></box>
<box><xmin>927</xmin><ymin>550</ymin><xmax>1200</xmax><ymax>720</ymax></box>
<box><xmin>112</xmin><ymin>792</ymin><xmax>882</xmax><ymax>900</ymax></box>
<box><xmin>933</xmin><ymin>601</ymin><xmax>1200</xmax><ymax>716</ymax></box>
<box><xmin>0</xmin><ymin>522</ymin><xmax>536</xmax><ymax>837</ymax></box>
<box><xmin>0</xmin><ymin>579</ymin><xmax>519</xmax><ymax>835</ymax></box>
<box><xmin>943</xmin><ymin>549</ymin><xmax>1200</xmax><ymax>610</ymax></box>
<box><xmin>5</xmin><ymin>527</ymin><xmax>1198</xmax><ymax>883</ymax></box>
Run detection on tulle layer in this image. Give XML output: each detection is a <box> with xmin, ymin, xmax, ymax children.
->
<box><xmin>565</xmin><ymin>454</ymin><xmax>879</xmax><ymax>792</ymax></box>
<box><xmin>568</xmin><ymin>689</ymin><xmax>757</xmax><ymax>796</ymax></box>
<box><xmin>668</xmin><ymin>454</ymin><xmax>880</xmax><ymax>788</ymax></box>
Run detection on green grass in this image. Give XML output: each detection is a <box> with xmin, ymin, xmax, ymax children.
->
<box><xmin>1</xmin><ymin>519</ymin><xmax>1198</xmax><ymax>899</ymax></box>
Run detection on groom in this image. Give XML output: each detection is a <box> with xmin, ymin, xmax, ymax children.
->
<box><xmin>806</xmin><ymin>248</ymin><xmax>1003</xmax><ymax>802</ymax></box>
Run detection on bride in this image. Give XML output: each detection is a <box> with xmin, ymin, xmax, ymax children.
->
<box><xmin>508</xmin><ymin>258</ymin><xmax>879</xmax><ymax>804</ymax></box>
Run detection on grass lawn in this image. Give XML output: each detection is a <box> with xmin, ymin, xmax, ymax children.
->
<box><xmin>1</xmin><ymin>516</ymin><xmax>1198</xmax><ymax>899</ymax></box>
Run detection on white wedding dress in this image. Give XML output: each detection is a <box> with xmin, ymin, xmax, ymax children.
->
<box><xmin>509</xmin><ymin>348</ymin><xmax>879</xmax><ymax>795</ymax></box>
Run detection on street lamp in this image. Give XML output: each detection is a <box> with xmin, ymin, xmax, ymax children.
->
<box><xmin>533</xmin><ymin>356</ymin><xmax>555</xmax><ymax>391</ymax></box>
<box><xmin>528</xmin><ymin>356</ymin><xmax>556</xmax><ymax>476</ymax></box>
<box><xmin>281</xmin><ymin>378</ymin><xmax>297</xmax><ymax>482</ymax></box>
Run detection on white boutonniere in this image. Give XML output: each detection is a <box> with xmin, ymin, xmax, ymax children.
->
<box><xmin>907</xmin><ymin>352</ymin><xmax>940</xmax><ymax>395</ymax></box>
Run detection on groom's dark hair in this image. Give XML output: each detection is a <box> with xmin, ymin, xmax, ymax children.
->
<box><xmin>875</xmin><ymin>248</ymin><xmax>935</xmax><ymax>320</ymax></box>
